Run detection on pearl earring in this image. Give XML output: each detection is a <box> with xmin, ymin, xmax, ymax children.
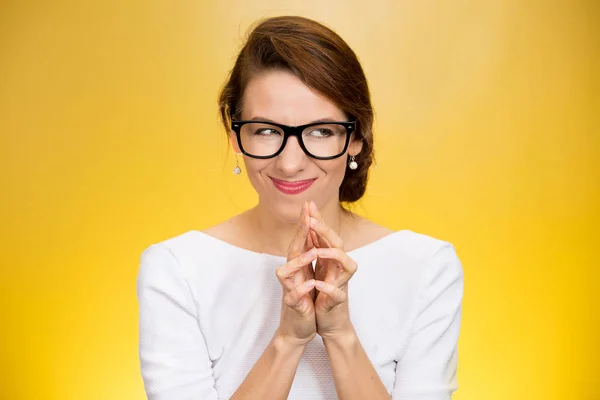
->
<box><xmin>348</xmin><ymin>155</ymin><xmax>358</xmax><ymax>170</ymax></box>
<box><xmin>233</xmin><ymin>155</ymin><xmax>241</xmax><ymax>175</ymax></box>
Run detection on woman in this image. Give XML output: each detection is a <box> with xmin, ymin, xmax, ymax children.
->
<box><xmin>137</xmin><ymin>15</ymin><xmax>464</xmax><ymax>400</ymax></box>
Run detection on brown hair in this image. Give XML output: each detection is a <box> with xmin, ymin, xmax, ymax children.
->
<box><xmin>218</xmin><ymin>15</ymin><xmax>374</xmax><ymax>203</ymax></box>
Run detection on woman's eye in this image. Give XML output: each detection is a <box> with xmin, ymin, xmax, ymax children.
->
<box><xmin>255</xmin><ymin>129</ymin><xmax>280</xmax><ymax>135</ymax></box>
<box><xmin>309</xmin><ymin>129</ymin><xmax>333</xmax><ymax>137</ymax></box>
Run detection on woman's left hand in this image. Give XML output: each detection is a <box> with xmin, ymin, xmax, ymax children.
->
<box><xmin>307</xmin><ymin>201</ymin><xmax>358</xmax><ymax>339</ymax></box>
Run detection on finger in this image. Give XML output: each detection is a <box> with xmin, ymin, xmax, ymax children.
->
<box><xmin>287</xmin><ymin>201</ymin><xmax>310</xmax><ymax>261</ymax></box>
<box><xmin>311</xmin><ymin>233</ymin><xmax>327</xmax><ymax>282</ymax></box>
<box><xmin>315</xmin><ymin>247</ymin><xmax>358</xmax><ymax>285</ymax></box>
<box><xmin>308</xmin><ymin>200</ymin><xmax>323</xmax><ymax>221</ymax></box>
<box><xmin>308</xmin><ymin>201</ymin><xmax>338</xmax><ymax>245</ymax></box>
<box><xmin>310</xmin><ymin>230</ymin><xmax>321</xmax><ymax>249</ymax></box>
<box><xmin>306</xmin><ymin>226</ymin><xmax>315</xmax><ymax>249</ymax></box>
<box><xmin>308</xmin><ymin>202</ymin><xmax>330</xmax><ymax>248</ymax></box>
<box><xmin>278</xmin><ymin>247</ymin><xmax>318</xmax><ymax>281</ymax></box>
<box><xmin>302</xmin><ymin>249</ymin><xmax>316</xmax><ymax>282</ymax></box>
<box><xmin>315</xmin><ymin>280</ymin><xmax>347</xmax><ymax>306</ymax></box>
<box><xmin>284</xmin><ymin>279</ymin><xmax>316</xmax><ymax>309</ymax></box>
<box><xmin>309</xmin><ymin>217</ymin><xmax>343</xmax><ymax>249</ymax></box>
<box><xmin>276</xmin><ymin>248</ymin><xmax>318</xmax><ymax>290</ymax></box>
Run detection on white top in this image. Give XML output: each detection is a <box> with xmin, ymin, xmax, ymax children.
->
<box><xmin>137</xmin><ymin>229</ymin><xmax>464</xmax><ymax>400</ymax></box>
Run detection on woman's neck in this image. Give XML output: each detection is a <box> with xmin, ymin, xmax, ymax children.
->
<box><xmin>244</xmin><ymin>200</ymin><xmax>352</xmax><ymax>257</ymax></box>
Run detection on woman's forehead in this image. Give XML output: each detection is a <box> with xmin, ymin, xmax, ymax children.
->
<box><xmin>241</xmin><ymin>70</ymin><xmax>345</xmax><ymax>124</ymax></box>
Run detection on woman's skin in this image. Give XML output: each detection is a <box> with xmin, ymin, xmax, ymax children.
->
<box><xmin>206</xmin><ymin>69</ymin><xmax>393</xmax><ymax>399</ymax></box>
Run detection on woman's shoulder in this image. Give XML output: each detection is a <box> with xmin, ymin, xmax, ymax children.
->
<box><xmin>347</xmin><ymin>216</ymin><xmax>458</xmax><ymax>262</ymax></box>
<box><xmin>345</xmin><ymin>217</ymin><xmax>394</xmax><ymax>252</ymax></box>
<box><xmin>141</xmin><ymin>212</ymin><xmax>276</xmax><ymax>270</ymax></box>
<box><xmin>347</xmin><ymin>220</ymin><xmax>462</xmax><ymax>287</ymax></box>
<box><xmin>139</xmin><ymin>214</ymin><xmax>233</xmax><ymax>256</ymax></box>
<box><xmin>139</xmin><ymin>230</ymin><xmax>224</xmax><ymax>266</ymax></box>
<box><xmin>201</xmin><ymin>213</ymin><xmax>248</xmax><ymax>250</ymax></box>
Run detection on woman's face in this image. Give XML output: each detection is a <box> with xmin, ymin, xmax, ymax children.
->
<box><xmin>230</xmin><ymin>69</ymin><xmax>362</xmax><ymax>223</ymax></box>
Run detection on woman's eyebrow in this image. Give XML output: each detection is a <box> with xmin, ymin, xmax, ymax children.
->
<box><xmin>248</xmin><ymin>116</ymin><xmax>341</xmax><ymax>124</ymax></box>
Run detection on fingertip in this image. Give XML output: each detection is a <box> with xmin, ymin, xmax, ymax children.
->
<box><xmin>303</xmin><ymin>247</ymin><xmax>317</xmax><ymax>261</ymax></box>
<box><xmin>299</xmin><ymin>279</ymin><xmax>316</xmax><ymax>295</ymax></box>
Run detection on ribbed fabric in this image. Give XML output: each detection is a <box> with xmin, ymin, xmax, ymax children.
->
<box><xmin>137</xmin><ymin>229</ymin><xmax>464</xmax><ymax>400</ymax></box>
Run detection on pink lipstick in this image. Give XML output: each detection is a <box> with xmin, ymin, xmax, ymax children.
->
<box><xmin>270</xmin><ymin>177</ymin><xmax>317</xmax><ymax>195</ymax></box>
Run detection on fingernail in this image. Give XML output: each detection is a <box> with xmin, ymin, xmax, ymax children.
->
<box><xmin>315</xmin><ymin>280</ymin><xmax>324</xmax><ymax>289</ymax></box>
<box><xmin>310</xmin><ymin>217</ymin><xmax>319</xmax><ymax>226</ymax></box>
<box><xmin>305</xmin><ymin>279</ymin><xmax>315</xmax><ymax>287</ymax></box>
<box><xmin>305</xmin><ymin>248</ymin><xmax>317</xmax><ymax>259</ymax></box>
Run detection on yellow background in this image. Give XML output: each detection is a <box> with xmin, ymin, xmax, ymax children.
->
<box><xmin>1</xmin><ymin>1</ymin><xmax>598</xmax><ymax>399</ymax></box>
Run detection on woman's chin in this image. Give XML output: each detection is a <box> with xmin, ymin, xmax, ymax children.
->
<box><xmin>265</xmin><ymin>197</ymin><xmax>306</xmax><ymax>224</ymax></box>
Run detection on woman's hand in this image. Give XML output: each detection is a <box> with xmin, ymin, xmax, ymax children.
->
<box><xmin>307</xmin><ymin>201</ymin><xmax>358</xmax><ymax>339</ymax></box>
<box><xmin>275</xmin><ymin>201</ymin><xmax>318</xmax><ymax>347</ymax></box>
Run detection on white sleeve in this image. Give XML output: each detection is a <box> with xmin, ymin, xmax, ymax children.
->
<box><xmin>392</xmin><ymin>244</ymin><xmax>465</xmax><ymax>400</ymax></box>
<box><xmin>137</xmin><ymin>243</ymin><xmax>219</xmax><ymax>400</ymax></box>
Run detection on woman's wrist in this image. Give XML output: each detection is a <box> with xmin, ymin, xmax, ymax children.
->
<box><xmin>273</xmin><ymin>329</ymin><xmax>314</xmax><ymax>353</ymax></box>
<box><xmin>321</xmin><ymin>324</ymin><xmax>358</xmax><ymax>351</ymax></box>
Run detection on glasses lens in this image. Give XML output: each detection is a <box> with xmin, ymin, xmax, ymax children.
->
<box><xmin>239</xmin><ymin>123</ymin><xmax>284</xmax><ymax>157</ymax></box>
<box><xmin>302</xmin><ymin>124</ymin><xmax>348</xmax><ymax>158</ymax></box>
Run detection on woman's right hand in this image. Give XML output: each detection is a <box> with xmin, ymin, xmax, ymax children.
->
<box><xmin>275</xmin><ymin>201</ymin><xmax>318</xmax><ymax>347</ymax></box>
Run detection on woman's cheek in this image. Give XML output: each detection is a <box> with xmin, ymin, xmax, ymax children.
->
<box><xmin>249</xmin><ymin>171</ymin><xmax>268</xmax><ymax>195</ymax></box>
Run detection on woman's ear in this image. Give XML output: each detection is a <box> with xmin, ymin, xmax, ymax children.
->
<box><xmin>229</xmin><ymin>130</ymin><xmax>241</xmax><ymax>153</ymax></box>
<box><xmin>349</xmin><ymin>135</ymin><xmax>364</xmax><ymax>157</ymax></box>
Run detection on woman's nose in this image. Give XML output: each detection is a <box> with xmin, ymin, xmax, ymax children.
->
<box><xmin>274</xmin><ymin>136</ymin><xmax>308</xmax><ymax>174</ymax></box>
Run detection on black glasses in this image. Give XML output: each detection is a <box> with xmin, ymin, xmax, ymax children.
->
<box><xmin>231</xmin><ymin>120</ymin><xmax>356</xmax><ymax>160</ymax></box>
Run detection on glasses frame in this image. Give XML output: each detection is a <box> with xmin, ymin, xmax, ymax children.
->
<box><xmin>231</xmin><ymin>119</ymin><xmax>356</xmax><ymax>160</ymax></box>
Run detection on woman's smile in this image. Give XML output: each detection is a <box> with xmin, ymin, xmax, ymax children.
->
<box><xmin>270</xmin><ymin>176</ymin><xmax>317</xmax><ymax>195</ymax></box>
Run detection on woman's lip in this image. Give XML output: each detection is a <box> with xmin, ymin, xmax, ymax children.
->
<box><xmin>270</xmin><ymin>177</ymin><xmax>317</xmax><ymax>195</ymax></box>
